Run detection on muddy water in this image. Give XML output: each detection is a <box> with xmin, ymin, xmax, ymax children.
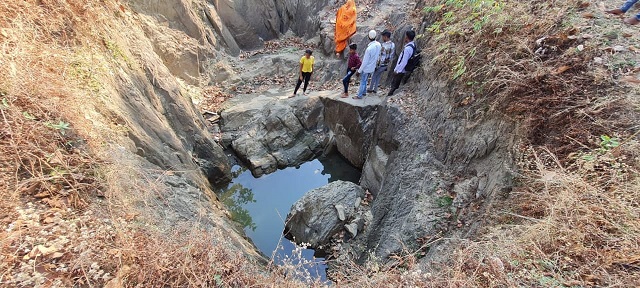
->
<box><xmin>216</xmin><ymin>153</ymin><xmax>361</xmax><ymax>280</ymax></box>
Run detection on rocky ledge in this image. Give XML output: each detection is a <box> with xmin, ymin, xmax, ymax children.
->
<box><xmin>219</xmin><ymin>89</ymin><xmax>384</xmax><ymax>177</ymax></box>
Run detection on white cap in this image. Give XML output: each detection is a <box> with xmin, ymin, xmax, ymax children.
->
<box><xmin>368</xmin><ymin>30</ymin><xmax>377</xmax><ymax>40</ymax></box>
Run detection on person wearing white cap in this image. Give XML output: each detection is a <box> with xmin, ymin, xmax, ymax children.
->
<box><xmin>354</xmin><ymin>29</ymin><xmax>381</xmax><ymax>99</ymax></box>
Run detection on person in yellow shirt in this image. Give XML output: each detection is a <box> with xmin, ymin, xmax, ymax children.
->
<box><xmin>292</xmin><ymin>49</ymin><xmax>314</xmax><ymax>97</ymax></box>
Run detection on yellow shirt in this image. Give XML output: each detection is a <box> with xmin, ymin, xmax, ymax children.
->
<box><xmin>300</xmin><ymin>56</ymin><xmax>314</xmax><ymax>73</ymax></box>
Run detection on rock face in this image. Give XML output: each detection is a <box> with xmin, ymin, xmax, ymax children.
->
<box><xmin>212</xmin><ymin>0</ymin><xmax>331</xmax><ymax>50</ymax></box>
<box><xmin>120</xmin><ymin>0</ymin><xmax>232</xmax><ymax>185</ymax></box>
<box><xmin>321</xmin><ymin>97</ymin><xmax>380</xmax><ymax>168</ymax></box>
<box><xmin>284</xmin><ymin>181</ymin><xmax>365</xmax><ymax>247</ymax></box>
<box><xmin>220</xmin><ymin>93</ymin><xmax>325</xmax><ymax>177</ymax></box>
<box><xmin>351</xmin><ymin>65</ymin><xmax>516</xmax><ymax>261</ymax></box>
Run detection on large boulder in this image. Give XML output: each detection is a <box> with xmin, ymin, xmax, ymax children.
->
<box><xmin>321</xmin><ymin>97</ymin><xmax>380</xmax><ymax>168</ymax></box>
<box><xmin>220</xmin><ymin>93</ymin><xmax>325</xmax><ymax>177</ymax></box>
<box><xmin>284</xmin><ymin>181</ymin><xmax>365</xmax><ymax>247</ymax></box>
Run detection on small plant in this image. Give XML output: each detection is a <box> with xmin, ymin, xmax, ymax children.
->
<box><xmin>45</xmin><ymin>120</ymin><xmax>71</xmax><ymax>135</ymax></box>
<box><xmin>599</xmin><ymin>134</ymin><xmax>620</xmax><ymax>152</ymax></box>
<box><xmin>436</xmin><ymin>195</ymin><xmax>454</xmax><ymax>207</ymax></box>
<box><xmin>22</xmin><ymin>111</ymin><xmax>36</xmax><ymax>120</ymax></box>
<box><xmin>452</xmin><ymin>56</ymin><xmax>467</xmax><ymax>80</ymax></box>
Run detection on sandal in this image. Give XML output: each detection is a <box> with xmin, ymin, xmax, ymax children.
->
<box><xmin>341</xmin><ymin>93</ymin><xmax>348</xmax><ymax>98</ymax></box>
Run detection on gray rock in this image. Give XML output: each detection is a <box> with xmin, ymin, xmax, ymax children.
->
<box><xmin>203</xmin><ymin>5</ymin><xmax>241</xmax><ymax>56</ymax></box>
<box><xmin>285</xmin><ymin>181</ymin><xmax>365</xmax><ymax>247</ymax></box>
<box><xmin>212</xmin><ymin>0</ymin><xmax>330</xmax><ymax>47</ymax></box>
<box><xmin>345</xmin><ymin>223</ymin><xmax>358</xmax><ymax>237</ymax></box>
<box><xmin>321</xmin><ymin>97</ymin><xmax>380</xmax><ymax>168</ymax></box>
<box><xmin>360</xmin><ymin>145</ymin><xmax>390</xmax><ymax>196</ymax></box>
<box><xmin>452</xmin><ymin>177</ymin><xmax>479</xmax><ymax>208</ymax></box>
<box><xmin>335</xmin><ymin>204</ymin><xmax>346</xmax><ymax>221</ymax></box>
<box><xmin>220</xmin><ymin>94</ymin><xmax>323</xmax><ymax>177</ymax></box>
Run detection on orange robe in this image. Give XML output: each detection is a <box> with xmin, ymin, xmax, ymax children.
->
<box><xmin>335</xmin><ymin>0</ymin><xmax>357</xmax><ymax>54</ymax></box>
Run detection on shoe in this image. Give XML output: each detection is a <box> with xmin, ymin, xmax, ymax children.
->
<box><xmin>341</xmin><ymin>93</ymin><xmax>348</xmax><ymax>98</ymax></box>
<box><xmin>371</xmin><ymin>90</ymin><xmax>377</xmax><ymax>94</ymax></box>
<box><xmin>606</xmin><ymin>9</ymin><xmax>625</xmax><ymax>15</ymax></box>
<box><xmin>352</xmin><ymin>96</ymin><xmax>362</xmax><ymax>99</ymax></box>
<box><xmin>624</xmin><ymin>17</ymin><xmax>640</xmax><ymax>25</ymax></box>
<box><xmin>366</xmin><ymin>90</ymin><xmax>374</xmax><ymax>93</ymax></box>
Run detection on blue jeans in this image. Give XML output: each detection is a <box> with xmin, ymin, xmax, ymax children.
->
<box><xmin>368</xmin><ymin>65</ymin><xmax>387</xmax><ymax>92</ymax></box>
<box><xmin>342</xmin><ymin>68</ymin><xmax>356</xmax><ymax>93</ymax></box>
<box><xmin>357</xmin><ymin>72</ymin><xmax>371</xmax><ymax>98</ymax></box>
<box><xmin>621</xmin><ymin>0</ymin><xmax>640</xmax><ymax>19</ymax></box>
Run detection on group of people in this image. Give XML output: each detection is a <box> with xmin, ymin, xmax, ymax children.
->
<box><xmin>342</xmin><ymin>29</ymin><xmax>416</xmax><ymax>99</ymax></box>
<box><xmin>291</xmin><ymin>29</ymin><xmax>417</xmax><ymax>99</ymax></box>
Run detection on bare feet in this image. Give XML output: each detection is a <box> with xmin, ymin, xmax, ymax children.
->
<box><xmin>624</xmin><ymin>17</ymin><xmax>640</xmax><ymax>25</ymax></box>
<box><xmin>606</xmin><ymin>8</ymin><xmax>625</xmax><ymax>15</ymax></box>
<box><xmin>289</xmin><ymin>94</ymin><xmax>296</xmax><ymax>98</ymax></box>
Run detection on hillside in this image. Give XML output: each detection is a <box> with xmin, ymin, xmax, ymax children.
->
<box><xmin>1</xmin><ymin>0</ymin><xmax>639</xmax><ymax>287</ymax></box>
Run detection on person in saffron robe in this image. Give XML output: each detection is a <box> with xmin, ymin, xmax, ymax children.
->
<box><xmin>334</xmin><ymin>0</ymin><xmax>357</xmax><ymax>56</ymax></box>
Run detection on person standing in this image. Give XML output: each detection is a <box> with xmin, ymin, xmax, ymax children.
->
<box><xmin>368</xmin><ymin>30</ymin><xmax>395</xmax><ymax>94</ymax></box>
<box><xmin>292</xmin><ymin>49</ymin><xmax>314</xmax><ymax>97</ymax></box>
<box><xmin>387</xmin><ymin>30</ymin><xmax>416</xmax><ymax>96</ymax></box>
<box><xmin>355</xmin><ymin>30</ymin><xmax>381</xmax><ymax>99</ymax></box>
<box><xmin>606</xmin><ymin>0</ymin><xmax>640</xmax><ymax>25</ymax></box>
<box><xmin>335</xmin><ymin>0</ymin><xmax>357</xmax><ymax>56</ymax></box>
<box><xmin>342</xmin><ymin>43</ymin><xmax>362</xmax><ymax>98</ymax></box>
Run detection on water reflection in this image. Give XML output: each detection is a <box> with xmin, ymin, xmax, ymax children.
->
<box><xmin>218</xmin><ymin>182</ymin><xmax>257</xmax><ymax>231</ymax></box>
<box><xmin>215</xmin><ymin>153</ymin><xmax>361</xmax><ymax>281</ymax></box>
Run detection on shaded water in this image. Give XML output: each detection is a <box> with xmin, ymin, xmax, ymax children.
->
<box><xmin>216</xmin><ymin>153</ymin><xmax>361</xmax><ymax>280</ymax></box>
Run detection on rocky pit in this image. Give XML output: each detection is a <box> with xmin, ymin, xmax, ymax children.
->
<box><xmin>197</xmin><ymin>0</ymin><xmax>518</xmax><ymax>275</ymax></box>
<box><xmin>103</xmin><ymin>0</ymin><xmax>517</xmax><ymax>278</ymax></box>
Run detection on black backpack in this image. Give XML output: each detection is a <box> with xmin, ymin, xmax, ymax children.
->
<box><xmin>404</xmin><ymin>43</ymin><xmax>422</xmax><ymax>72</ymax></box>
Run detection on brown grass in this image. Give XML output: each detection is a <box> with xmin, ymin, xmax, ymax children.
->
<box><xmin>429</xmin><ymin>144</ymin><xmax>640</xmax><ymax>287</ymax></box>
<box><xmin>0</xmin><ymin>1</ymin><xmax>319</xmax><ymax>287</ymax></box>
<box><xmin>421</xmin><ymin>0</ymin><xmax>638</xmax><ymax>159</ymax></box>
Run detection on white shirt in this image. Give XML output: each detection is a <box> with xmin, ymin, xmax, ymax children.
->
<box><xmin>358</xmin><ymin>40</ymin><xmax>382</xmax><ymax>74</ymax></box>
<box><xmin>394</xmin><ymin>41</ymin><xmax>415</xmax><ymax>73</ymax></box>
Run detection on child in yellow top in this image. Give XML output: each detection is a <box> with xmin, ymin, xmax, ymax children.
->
<box><xmin>292</xmin><ymin>50</ymin><xmax>314</xmax><ymax>97</ymax></box>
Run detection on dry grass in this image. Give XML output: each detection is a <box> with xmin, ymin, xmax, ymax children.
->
<box><xmin>420</xmin><ymin>0</ymin><xmax>639</xmax><ymax>159</ymax></box>
<box><xmin>420</xmin><ymin>143</ymin><xmax>640</xmax><ymax>287</ymax></box>
<box><xmin>0</xmin><ymin>1</ymin><xmax>321</xmax><ymax>287</ymax></box>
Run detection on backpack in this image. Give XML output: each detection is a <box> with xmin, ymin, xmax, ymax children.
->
<box><xmin>404</xmin><ymin>43</ymin><xmax>422</xmax><ymax>72</ymax></box>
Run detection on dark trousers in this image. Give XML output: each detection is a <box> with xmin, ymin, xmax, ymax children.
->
<box><xmin>387</xmin><ymin>72</ymin><xmax>405</xmax><ymax>96</ymax></box>
<box><xmin>342</xmin><ymin>68</ymin><xmax>356</xmax><ymax>93</ymax></box>
<box><xmin>294</xmin><ymin>72</ymin><xmax>312</xmax><ymax>94</ymax></box>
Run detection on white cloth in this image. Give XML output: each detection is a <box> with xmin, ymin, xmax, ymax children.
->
<box><xmin>358</xmin><ymin>40</ymin><xmax>382</xmax><ymax>74</ymax></box>
<box><xmin>394</xmin><ymin>41</ymin><xmax>415</xmax><ymax>73</ymax></box>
